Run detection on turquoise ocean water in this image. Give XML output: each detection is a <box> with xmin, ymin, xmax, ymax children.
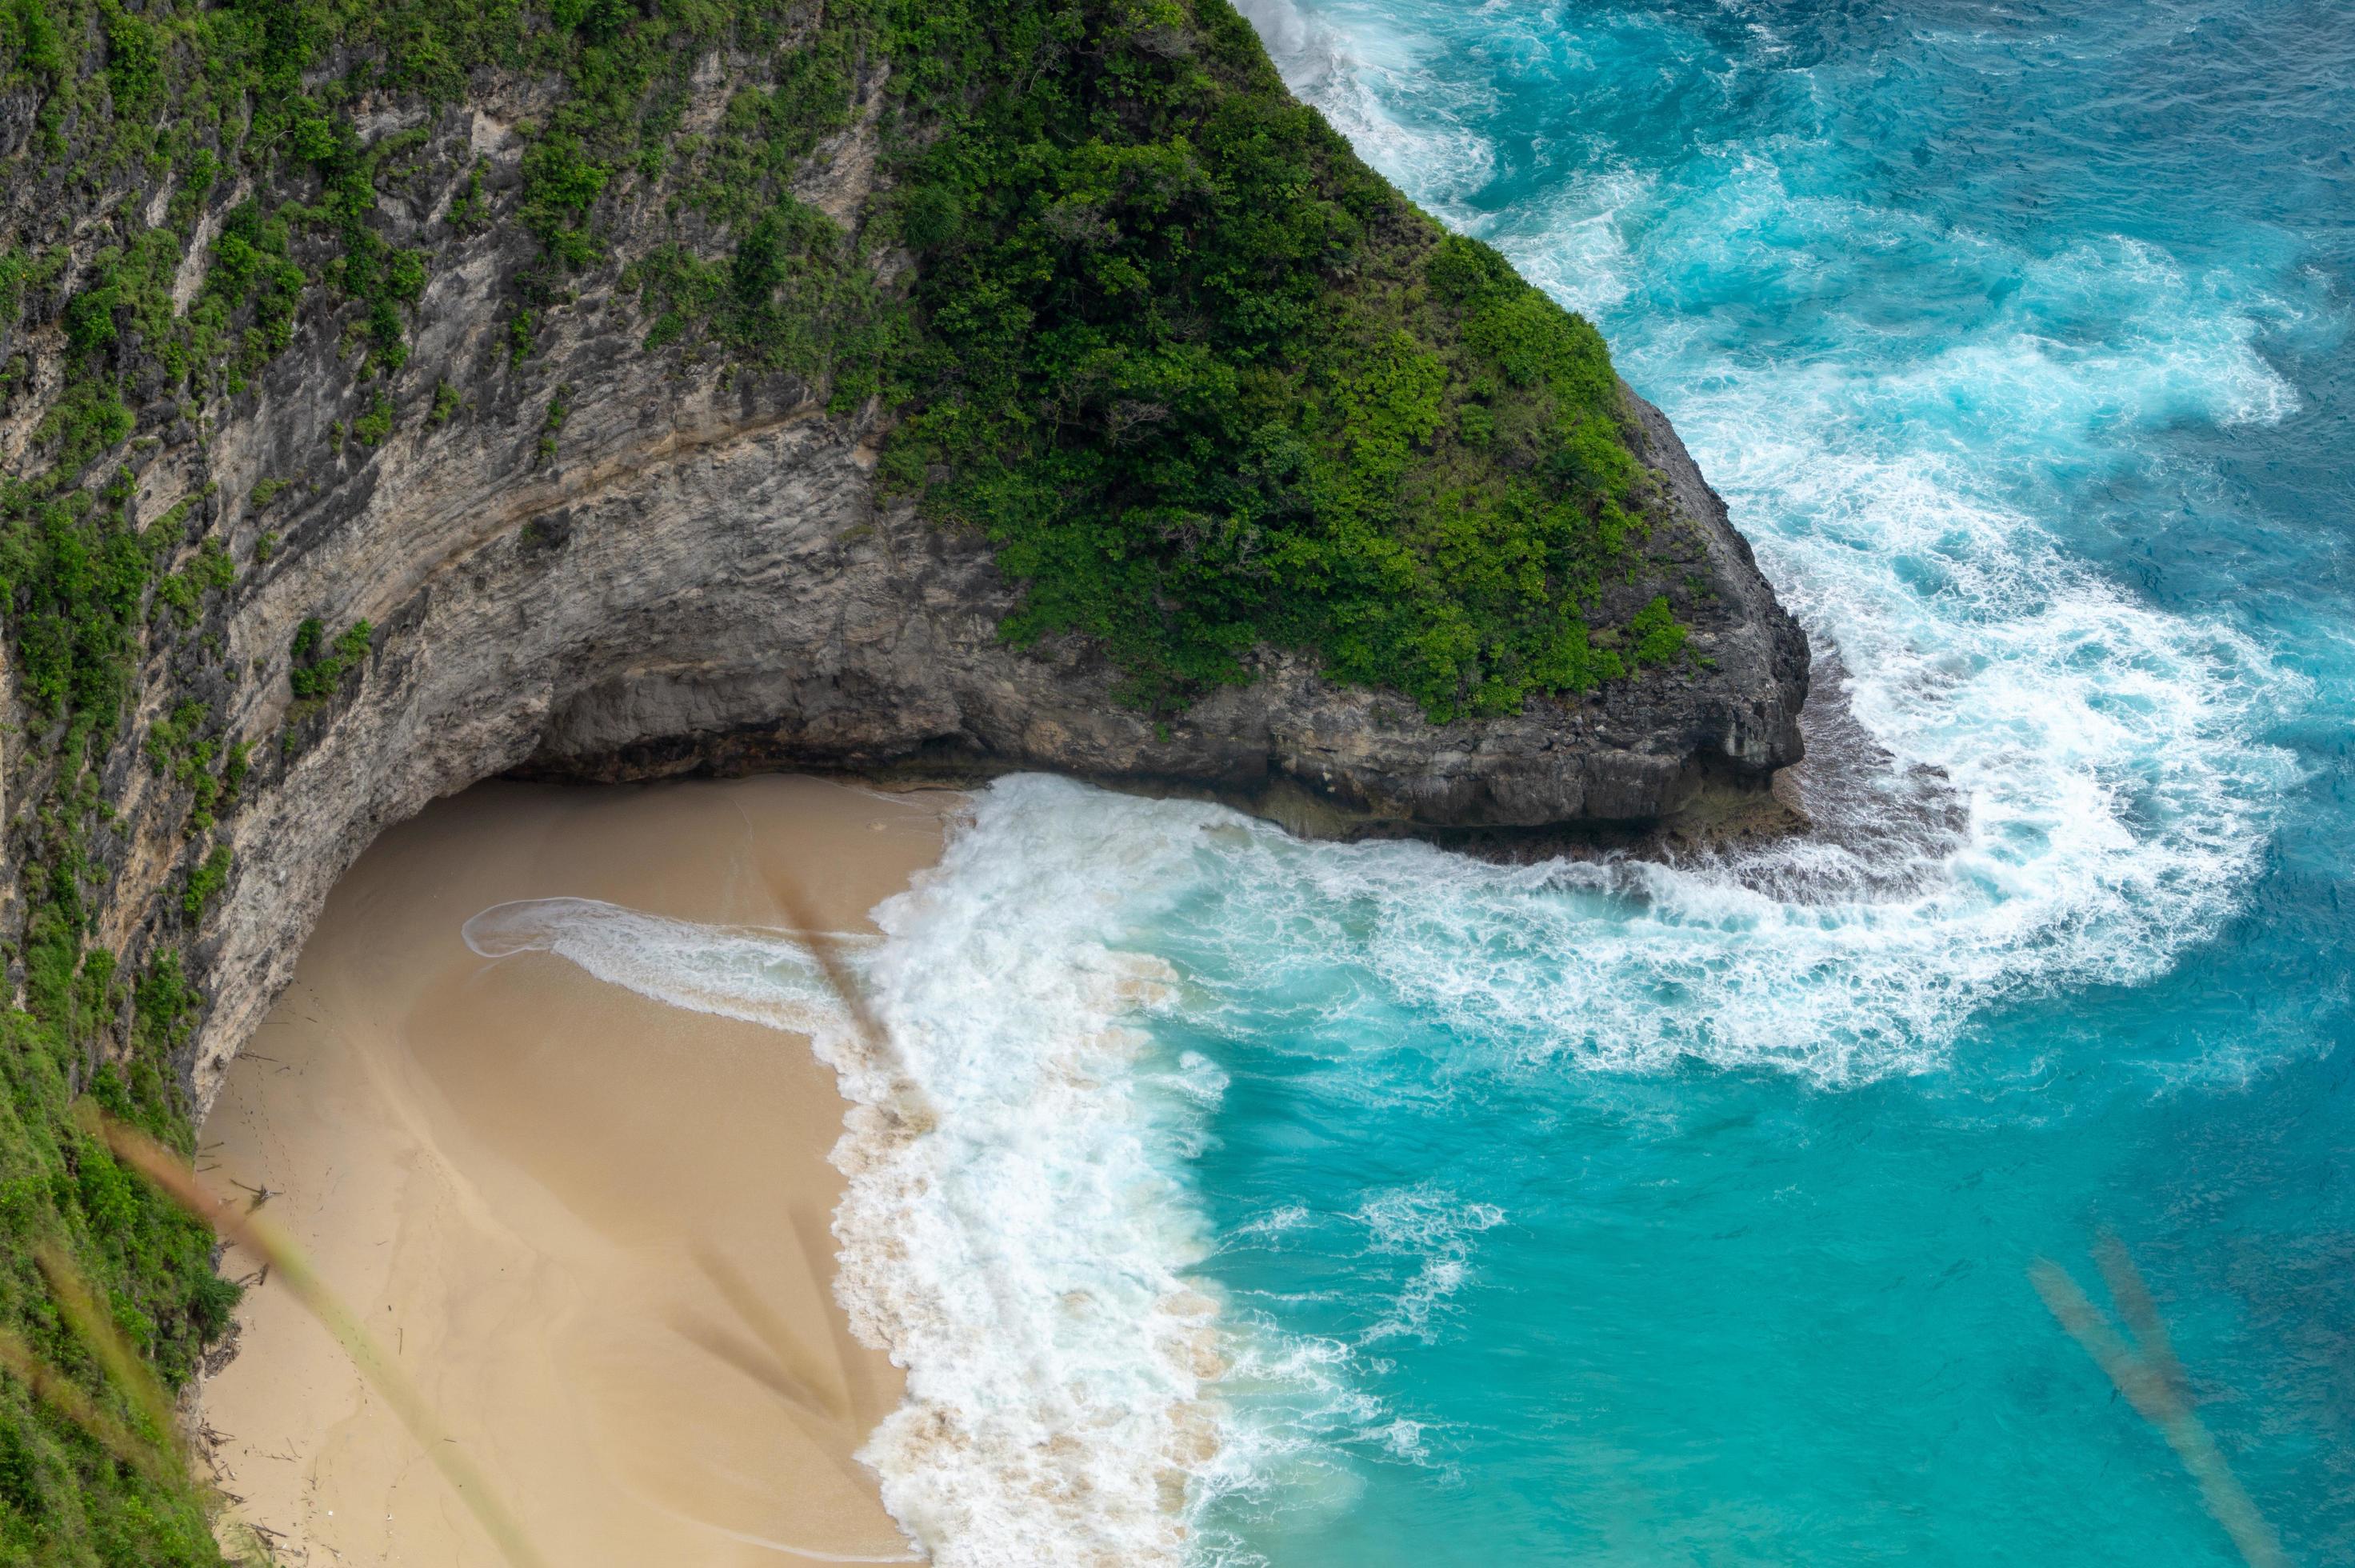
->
<box><xmin>496</xmin><ymin>4</ymin><xmax>2354</xmax><ymax>1562</ymax></box>
<box><xmin>1178</xmin><ymin>2</ymin><xmax>2354</xmax><ymax>1561</ymax></box>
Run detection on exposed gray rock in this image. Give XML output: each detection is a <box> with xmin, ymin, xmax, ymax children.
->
<box><xmin>515</xmin><ymin>380</ymin><xmax>1809</xmax><ymax>834</ymax></box>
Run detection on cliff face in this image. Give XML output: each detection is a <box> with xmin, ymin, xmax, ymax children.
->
<box><xmin>186</xmin><ymin>359</ymin><xmax>1803</xmax><ymax>1110</ymax></box>
<box><xmin>10</xmin><ymin>74</ymin><xmax>1804</xmax><ymax>1114</ymax></box>
<box><xmin>0</xmin><ymin>4</ymin><xmax>1804</xmax><ymax>1554</ymax></box>
<box><xmin>518</xmin><ymin>384</ymin><xmax>1806</xmax><ymax>826</ymax></box>
<box><xmin>177</xmin><ymin>308</ymin><xmax>1806</xmax><ymax>1118</ymax></box>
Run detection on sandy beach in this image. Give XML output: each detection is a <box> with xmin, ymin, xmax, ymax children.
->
<box><xmin>196</xmin><ymin>774</ymin><xmax>958</xmax><ymax>1566</ymax></box>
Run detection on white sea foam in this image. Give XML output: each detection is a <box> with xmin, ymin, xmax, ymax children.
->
<box><xmin>460</xmin><ymin>897</ymin><xmax>858</xmax><ymax>1034</ymax></box>
<box><xmin>1353</xmin><ymin>1186</ymin><xmax>1505</xmax><ymax>1346</ymax></box>
<box><xmin>1233</xmin><ymin>0</ymin><xmax>1497</xmax><ymax>223</ymax></box>
<box><xmin>458</xmin><ymin>811</ymin><xmax>1245</xmax><ymax>1565</ymax></box>
<box><xmin>834</xmin><ymin>789</ymin><xmax>1240</xmax><ymax>1567</ymax></box>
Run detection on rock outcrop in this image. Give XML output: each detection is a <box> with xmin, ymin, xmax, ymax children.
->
<box><xmin>0</xmin><ymin>11</ymin><xmax>1817</xmax><ymax>1554</ymax></box>
<box><xmin>5</xmin><ymin>81</ymin><xmax>1804</xmax><ymax>1116</ymax></box>
<box><xmin>186</xmin><ymin>360</ymin><xmax>1803</xmax><ymax>1107</ymax></box>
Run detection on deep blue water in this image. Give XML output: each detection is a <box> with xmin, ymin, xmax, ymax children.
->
<box><xmin>1124</xmin><ymin>2</ymin><xmax>2355</xmax><ymax>1562</ymax></box>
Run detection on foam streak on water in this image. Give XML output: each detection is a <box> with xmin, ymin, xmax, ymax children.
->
<box><xmin>461</xmin><ymin>898</ymin><xmax>860</xmax><ymax>1032</ymax></box>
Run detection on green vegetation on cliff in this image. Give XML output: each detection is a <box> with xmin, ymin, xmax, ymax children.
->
<box><xmin>1</xmin><ymin>0</ymin><xmax>1676</xmax><ymax>723</ymax></box>
<box><xmin>879</xmin><ymin>5</ymin><xmax>1659</xmax><ymax>716</ymax></box>
<box><xmin>0</xmin><ymin>480</ymin><xmax>245</xmax><ymax>1563</ymax></box>
<box><xmin>0</xmin><ymin>2</ymin><xmax>1685</xmax><ymax>1558</ymax></box>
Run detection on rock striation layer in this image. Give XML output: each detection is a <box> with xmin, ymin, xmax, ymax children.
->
<box><xmin>187</xmin><ymin>369</ymin><xmax>1803</xmax><ymax>1106</ymax></box>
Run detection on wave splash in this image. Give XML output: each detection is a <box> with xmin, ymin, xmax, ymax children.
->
<box><xmin>460</xmin><ymin>797</ymin><xmax>1243</xmax><ymax>1567</ymax></box>
<box><xmin>842</xmin><ymin>790</ymin><xmax>1225</xmax><ymax>1567</ymax></box>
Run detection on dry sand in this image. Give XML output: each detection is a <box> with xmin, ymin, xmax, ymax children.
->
<box><xmin>197</xmin><ymin>774</ymin><xmax>960</xmax><ymax>1566</ymax></box>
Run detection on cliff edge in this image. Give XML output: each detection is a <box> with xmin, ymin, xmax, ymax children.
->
<box><xmin>0</xmin><ymin>2</ymin><xmax>1804</xmax><ymax>1554</ymax></box>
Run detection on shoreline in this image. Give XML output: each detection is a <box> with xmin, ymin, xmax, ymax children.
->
<box><xmin>194</xmin><ymin>774</ymin><xmax>962</xmax><ymax>1566</ymax></box>
<box><xmin>518</xmin><ymin>747</ymin><xmax>1813</xmax><ymax>862</ymax></box>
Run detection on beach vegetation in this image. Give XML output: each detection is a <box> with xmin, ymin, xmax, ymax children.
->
<box><xmin>0</xmin><ymin>977</ymin><xmax>238</xmax><ymax>1562</ymax></box>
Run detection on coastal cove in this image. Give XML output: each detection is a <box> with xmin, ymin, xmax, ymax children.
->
<box><xmin>0</xmin><ymin>0</ymin><xmax>2345</xmax><ymax>1564</ymax></box>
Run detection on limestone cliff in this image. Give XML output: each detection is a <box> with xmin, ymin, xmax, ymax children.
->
<box><xmin>8</xmin><ymin>60</ymin><xmax>1804</xmax><ymax>1114</ymax></box>
<box><xmin>182</xmin><ymin>340</ymin><xmax>1805</xmax><ymax>1108</ymax></box>
<box><xmin>0</xmin><ymin>5</ymin><xmax>1804</xmax><ymax>1554</ymax></box>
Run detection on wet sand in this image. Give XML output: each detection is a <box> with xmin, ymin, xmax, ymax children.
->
<box><xmin>197</xmin><ymin>774</ymin><xmax>958</xmax><ymax>1566</ymax></box>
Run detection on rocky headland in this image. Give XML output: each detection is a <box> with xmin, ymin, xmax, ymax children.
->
<box><xmin>0</xmin><ymin>2</ymin><xmax>1805</xmax><ymax>1557</ymax></box>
